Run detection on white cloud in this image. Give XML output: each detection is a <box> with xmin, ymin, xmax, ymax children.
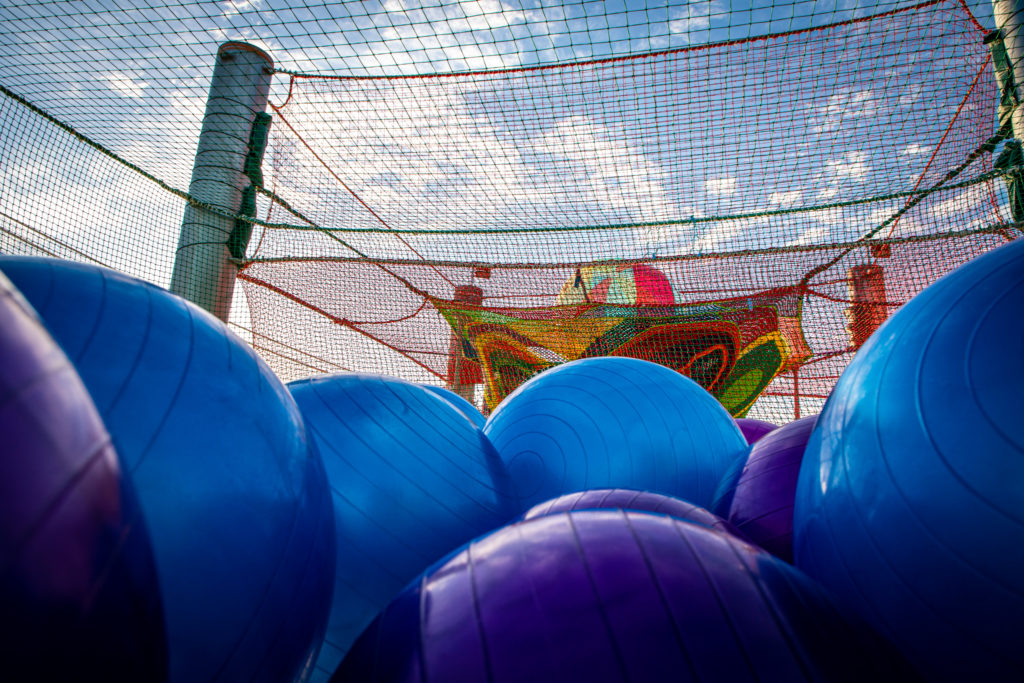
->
<box><xmin>435</xmin><ymin>42</ymin><xmax>514</xmax><ymax>71</ymax></box>
<box><xmin>642</xmin><ymin>210</ymin><xmax>703</xmax><ymax>250</ymax></box>
<box><xmin>901</xmin><ymin>143</ymin><xmax>930</xmax><ymax>156</ymax></box>
<box><xmin>461</xmin><ymin>0</ymin><xmax>525</xmax><ymax>31</ymax></box>
<box><xmin>102</xmin><ymin>72</ymin><xmax>148</xmax><ymax>100</ymax></box>
<box><xmin>769</xmin><ymin>190</ymin><xmax>801</xmax><ymax>207</ymax></box>
<box><xmin>688</xmin><ymin>216</ymin><xmax>763</xmax><ymax>253</ymax></box>
<box><xmin>0</xmin><ymin>156</ymin><xmax>182</xmax><ymax>285</ymax></box>
<box><xmin>268</xmin><ymin>80</ymin><xmax>531</xmax><ymax>237</ymax></box>
<box><xmin>929</xmin><ymin>184</ymin><xmax>991</xmax><ymax>230</ymax></box>
<box><xmin>863</xmin><ymin>203</ymin><xmax>928</xmax><ymax>237</ymax></box>
<box><xmin>263</xmin><ymin>78</ymin><xmax>682</xmax><ymax>266</ymax></box>
<box><xmin>668</xmin><ymin>1</ymin><xmax>717</xmax><ymax>39</ymax></box>
<box><xmin>812</xmin><ymin>89</ymin><xmax>880</xmax><ymax>133</ymax></box>
<box><xmin>817</xmin><ymin>185</ymin><xmax>840</xmax><ymax>200</ymax></box>
<box><xmin>221</xmin><ymin>0</ymin><xmax>260</xmax><ymax>18</ymax></box>
<box><xmin>815</xmin><ymin>150</ymin><xmax>872</xmax><ymax>199</ymax></box>
<box><xmin>897</xmin><ymin>82</ymin><xmax>924</xmax><ymax>110</ymax></box>
<box><xmin>868</xmin><ymin>205</ymin><xmax>898</xmax><ymax>224</ymax></box>
<box><xmin>167</xmin><ymin>90</ymin><xmax>206</xmax><ymax>119</ymax></box>
<box><xmin>827</xmin><ymin>151</ymin><xmax>870</xmax><ymax>180</ymax></box>
<box><xmin>529</xmin><ymin>115</ymin><xmax>681</xmax><ymax>225</ymax></box>
<box><xmin>669</xmin><ymin>16</ymin><xmax>711</xmax><ymax>34</ymax></box>
<box><xmin>372</xmin><ymin>0</ymin><xmax>531</xmax><ymax>72</ymax></box>
<box><xmin>704</xmin><ymin>177</ymin><xmax>737</xmax><ymax>196</ymax></box>
<box><xmin>789</xmin><ymin>224</ymin><xmax>827</xmax><ymax>246</ymax></box>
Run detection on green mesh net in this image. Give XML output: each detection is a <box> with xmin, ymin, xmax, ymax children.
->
<box><xmin>0</xmin><ymin>0</ymin><xmax>1019</xmax><ymax>422</ymax></box>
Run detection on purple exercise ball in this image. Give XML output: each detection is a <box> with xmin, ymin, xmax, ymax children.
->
<box><xmin>709</xmin><ymin>449</ymin><xmax>748</xmax><ymax>517</ymax></box>
<box><xmin>734</xmin><ymin>417</ymin><xmax>778</xmax><ymax>445</ymax></box>
<box><xmin>522</xmin><ymin>488</ymin><xmax>741</xmax><ymax>537</ymax></box>
<box><xmin>727</xmin><ymin>415</ymin><xmax>817</xmax><ymax>562</ymax></box>
<box><xmin>0</xmin><ymin>274</ymin><xmax>166</xmax><ymax>680</ymax></box>
<box><xmin>333</xmin><ymin>510</ymin><xmax>914</xmax><ymax>682</ymax></box>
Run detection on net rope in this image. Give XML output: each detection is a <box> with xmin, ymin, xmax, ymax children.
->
<box><xmin>0</xmin><ymin>0</ymin><xmax>1018</xmax><ymax>421</ymax></box>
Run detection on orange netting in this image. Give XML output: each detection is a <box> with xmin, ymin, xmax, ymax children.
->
<box><xmin>234</xmin><ymin>0</ymin><xmax>1013</xmax><ymax>421</ymax></box>
<box><xmin>0</xmin><ymin>0</ymin><xmax>1011</xmax><ymax>423</ymax></box>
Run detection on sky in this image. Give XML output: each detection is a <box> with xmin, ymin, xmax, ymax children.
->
<box><xmin>0</xmin><ymin>0</ymin><xmax>1011</xmax><ymax>419</ymax></box>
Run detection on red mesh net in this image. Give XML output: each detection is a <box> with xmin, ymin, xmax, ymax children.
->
<box><xmin>232</xmin><ymin>0</ymin><xmax>1012</xmax><ymax>420</ymax></box>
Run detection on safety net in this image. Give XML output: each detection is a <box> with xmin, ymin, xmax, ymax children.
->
<box><xmin>0</xmin><ymin>0</ymin><xmax>1019</xmax><ymax>421</ymax></box>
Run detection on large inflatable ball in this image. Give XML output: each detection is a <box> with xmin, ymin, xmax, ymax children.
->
<box><xmin>288</xmin><ymin>374</ymin><xmax>517</xmax><ymax>680</ymax></box>
<box><xmin>793</xmin><ymin>238</ymin><xmax>1024</xmax><ymax>680</ymax></box>
<box><xmin>522</xmin><ymin>488</ymin><xmax>740</xmax><ymax>536</ymax></box>
<box><xmin>334</xmin><ymin>510</ymin><xmax>914</xmax><ymax>682</ymax></box>
<box><xmin>727</xmin><ymin>415</ymin><xmax>816</xmax><ymax>562</ymax></box>
<box><xmin>0</xmin><ymin>273</ymin><xmax>166</xmax><ymax>680</ymax></box>
<box><xmin>735</xmin><ymin>417</ymin><xmax>778</xmax><ymax>445</ymax></box>
<box><xmin>420</xmin><ymin>383</ymin><xmax>486</xmax><ymax>427</ymax></box>
<box><xmin>0</xmin><ymin>257</ymin><xmax>335</xmax><ymax>683</ymax></box>
<box><xmin>709</xmin><ymin>449</ymin><xmax>748</xmax><ymax>517</ymax></box>
<box><xmin>484</xmin><ymin>357</ymin><xmax>747</xmax><ymax>510</ymax></box>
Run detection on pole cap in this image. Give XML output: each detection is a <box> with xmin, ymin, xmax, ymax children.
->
<box><xmin>217</xmin><ymin>41</ymin><xmax>273</xmax><ymax>69</ymax></box>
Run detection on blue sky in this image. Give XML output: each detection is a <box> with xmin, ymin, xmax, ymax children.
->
<box><xmin>0</xmin><ymin>0</ymin><xmax>1011</xmax><ymax>404</ymax></box>
<box><xmin>0</xmin><ymin>0</ymin><xmax>1004</xmax><ymax>269</ymax></box>
<box><xmin>247</xmin><ymin>0</ymin><xmax>1002</xmax><ymax>259</ymax></box>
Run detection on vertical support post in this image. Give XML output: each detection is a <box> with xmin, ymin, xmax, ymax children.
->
<box><xmin>447</xmin><ymin>284</ymin><xmax>484</xmax><ymax>405</ymax></box>
<box><xmin>170</xmin><ymin>42</ymin><xmax>272</xmax><ymax>321</ymax></box>
<box><xmin>994</xmin><ymin>0</ymin><xmax>1024</xmax><ymax>139</ymax></box>
<box><xmin>847</xmin><ymin>263</ymin><xmax>887</xmax><ymax>349</ymax></box>
<box><xmin>792</xmin><ymin>367</ymin><xmax>801</xmax><ymax>420</ymax></box>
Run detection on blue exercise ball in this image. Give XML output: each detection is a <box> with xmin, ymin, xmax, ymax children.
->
<box><xmin>420</xmin><ymin>384</ymin><xmax>486</xmax><ymax>428</ymax></box>
<box><xmin>0</xmin><ymin>272</ymin><xmax>166</xmax><ymax>681</ymax></box>
<box><xmin>522</xmin><ymin>488</ymin><xmax>741</xmax><ymax>536</ymax></box>
<box><xmin>0</xmin><ymin>256</ymin><xmax>335</xmax><ymax>683</ymax></box>
<box><xmin>288</xmin><ymin>373</ymin><xmax>517</xmax><ymax>680</ymax></box>
<box><xmin>334</xmin><ymin>510</ymin><xmax>914</xmax><ymax>682</ymax></box>
<box><xmin>484</xmin><ymin>357</ymin><xmax>747</xmax><ymax>510</ymax></box>
<box><xmin>793</xmin><ymin>238</ymin><xmax>1024</xmax><ymax>680</ymax></box>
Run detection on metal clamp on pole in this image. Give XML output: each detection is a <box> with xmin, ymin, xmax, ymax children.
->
<box><xmin>993</xmin><ymin>0</ymin><xmax>1024</xmax><ymax>139</ymax></box>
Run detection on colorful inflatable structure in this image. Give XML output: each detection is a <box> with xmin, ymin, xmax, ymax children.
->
<box><xmin>436</xmin><ymin>268</ymin><xmax>811</xmax><ymax>415</ymax></box>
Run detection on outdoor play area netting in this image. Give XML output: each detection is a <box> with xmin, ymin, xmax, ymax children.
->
<box><xmin>0</xmin><ymin>0</ymin><xmax>1019</xmax><ymax>421</ymax></box>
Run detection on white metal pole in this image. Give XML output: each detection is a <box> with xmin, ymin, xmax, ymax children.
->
<box><xmin>994</xmin><ymin>0</ymin><xmax>1024</xmax><ymax>138</ymax></box>
<box><xmin>170</xmin><ymin>42</ymin><xmax>272</xmax><ymax>321</ymax></box>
